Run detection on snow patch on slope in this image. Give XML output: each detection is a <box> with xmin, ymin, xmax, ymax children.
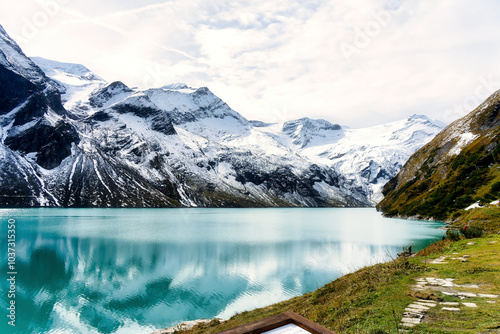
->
<box><xmin>447</xmin><ymin>132</ymin><xmax>479</xmax><ymax>157</ymax></box>
<box><xmin>31</xmin><ymin>57</ymin><xmax>106</xmax><ymax>111</ymax></box>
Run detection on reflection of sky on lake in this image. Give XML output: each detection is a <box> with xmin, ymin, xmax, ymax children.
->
<box><xmin>0</xmin><ymin>208</ymin><xmax>444</xmax><ymax>334</ymax></box>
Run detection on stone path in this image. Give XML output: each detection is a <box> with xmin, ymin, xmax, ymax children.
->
<box><xmin>428</xmin><ymin>254</ymin><xmax>469</xmax><ymax>264</ymax></box>
<box><xmin>401</xmin><ymin>299</ymin><xmax>437</xmax><ymax>328</ymax></box>
<box><xmin>399</xmin><ymin>275</ymin><xmax>499</xmax><ymax>330</ymax></box>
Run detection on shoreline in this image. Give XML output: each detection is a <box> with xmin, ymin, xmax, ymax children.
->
<box><xmin>152</xmin><ymin>319</ymin><xmax>226</xmax><ymax>334</ymax></box>
<box><xmin>169</xmin><ymin>230</ymin><xmax>500</xmax><ymax>333</ymax></box>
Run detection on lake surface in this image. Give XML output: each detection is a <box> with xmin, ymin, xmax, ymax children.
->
<box><xmin>0</xmin><ymin>208</ymin><xmax>444</xmax><ymax>334</ymax></box>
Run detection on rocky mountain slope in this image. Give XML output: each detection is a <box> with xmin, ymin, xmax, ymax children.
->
<box><xmin>378</xmin><ymin>89</ymin><xmax>500</xmax><ymax>220</ymax></box>
<box><xmin>0</xmin><ymin>25</ymin><xmax>442</xmax><ymax>208</ymax></box>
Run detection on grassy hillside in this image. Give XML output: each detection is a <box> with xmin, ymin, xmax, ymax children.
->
<box><xmin>176</xmin><ymin>230</ymin><xmax>500</xmax><ymax>334</ymax></box>
<box><xmin>457</xmin><ymin>206</ymin><xmax>500</xmax><ymax>231</ymax></box>
<box><xmin>379</xmin><ymin>131</ymin><xmax>500</xmax><ymax>221</ymax></box>
<box><xmin>377</xmin><ymin>90</ymin><xmax>500</xmax><ymax>222</ymax></box>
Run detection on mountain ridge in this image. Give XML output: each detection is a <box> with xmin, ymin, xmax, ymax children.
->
<box><xmin>0</xmin><ymin>26</ymin><xmax>443</xmax><ymax>208</ymax></box>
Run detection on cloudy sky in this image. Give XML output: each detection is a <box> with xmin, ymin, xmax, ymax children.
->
<box><xmin>1</xmin><ymin>0</ymin><xmax>500</xmax><ymax>127</ymax></box>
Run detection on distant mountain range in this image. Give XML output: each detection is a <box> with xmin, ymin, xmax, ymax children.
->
<box><xmin>0</xmin><ymin>25</ymin><xmax>443</xmax><ymax>208</ymax></box>
<box><xmin>378</xmin><ymin>87</ymin><xmax>500</xmax><ymax>220</ymax></box>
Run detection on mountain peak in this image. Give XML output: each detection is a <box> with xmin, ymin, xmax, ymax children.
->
<box><xmin>249</xmin><ymin>120</ymin><xmax>275</xmax><ymax>128</ymax></box>
<box><xmin>31</xmin><ymin>57</ymin><xmax>104</xmax><ymax>83</ymax></box>
<box><xmin>283</xmin><ymin>117</ymin><xmax>342</xmax><ymax>134</ymax></box>
<box><xmin>193</xmin><ymin>86</ymin><xmax>212</xmax><ymax>95</ymax></box>
<box><xmin>406</xmin><ymin>114</ymin><xmax>447</xmax><ymax>128</ymax></box>
<box><xmin>162</xmin><ymin>82</ymin><xmax>191</xmax><ymax>90</ymax></box>
<box><xmin>0</xmin><ymin>25</ymin><xmax>46</xmax><ymax>85</ymax></box>
<box><xmin>89</xmin><ymin>81</ymin><xmax>134</xmax><ymax>109</ymax></box>
<box><xmin>282</xmin><ymin>118</ymin><xmax>343</xmax><ymax>148</ymax></box>
<box><xmin>408</xmin><ymin>114</ymin><xmax>431</xmax><ymax>122</ymax></box>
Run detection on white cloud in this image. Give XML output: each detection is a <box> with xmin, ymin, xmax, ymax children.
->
<box><xmin>1</xmin><ymin>0</ymin><xmax>500</xmax><ymax>127</ymax></box>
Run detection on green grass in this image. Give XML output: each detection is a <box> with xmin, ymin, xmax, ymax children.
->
<box><xmin>176</xmin><ymin>231</ymin><xmax>500</xmax><ymax>334</ymax></box>
<box><xmin>378</xmin><ymin>125</ymin><xmax>500</xmax><ymax>222</ymax></box>
<box><xmin>457</xmin><ymin>206</ymin><xmax>500</xmax><ymax>232</ymax></box>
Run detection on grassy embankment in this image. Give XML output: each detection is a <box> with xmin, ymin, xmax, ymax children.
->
<box><xmin>180</xmin><ymin>215</ymin><xmax>500</xmax><ymax>334</ymax></box>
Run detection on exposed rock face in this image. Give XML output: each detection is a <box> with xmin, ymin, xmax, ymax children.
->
<box><xmin>0</xmin><ymin>25</ymin><xmax>79</xmax><ymax>176</ymax></box>
<box><xmin>0</xmin><ymin>64</ymin><xmax>37</xmax><ymax>114</ymax></box>
<box><xmin>5</xmin><ymin>120</ymin><xmax>80</xmax><ymax>169</ymax></box>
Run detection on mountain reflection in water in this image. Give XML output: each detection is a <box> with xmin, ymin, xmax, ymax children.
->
<box><xmin>0</xmin><ymin>208</ymin><xmax>444</xmax><ymax>334</ymax></box>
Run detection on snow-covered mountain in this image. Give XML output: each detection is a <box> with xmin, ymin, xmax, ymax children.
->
<box><xmin>0</xmin><ymin>25</ymin><xmax>443</xmax><ymax>207</ymax></box>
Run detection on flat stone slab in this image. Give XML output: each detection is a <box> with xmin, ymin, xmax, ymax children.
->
<box><xmin>462</xmin><ymin>302</ymin><xmax>478</xmax><ymax>308</ymax></box>
<box><xmin>458</xmin><ymin>292</ymin><xmax>478</xmax><ymax>298</ymax></box>
<box><xmin>461</xmin><ymin>284</ymin><xmax>480</xmax><ymax>289</ymax></box>
<box><xmin>429</xmin><ymin>256</ymin><xmax>448</xmax><ymax>264</ymax></box>
<box><xmin>478</xmin><ymin>293</ymin><xmax>499</xmax><ymax>298</ymax></box>
<box><xmin>414</xmin><ymin>301</ymin><xmax>436</xmax><ymax>307</ymax></box>
<box><xmin>400</xmin><ymin>322</ymin><xmax>415</xmax><ymax>328</ymax></box>
<box><xmin>442</xmin><ymin>291</ymin><xmax>479</xmax><ymax>298</ymax></box>
<box><xmin>441</xmin><ymin>302</ymin><xmax>460</xmax><ymax>306</ymax></box>
<box><xmin>407</xmin><ymin>303</ymin><xmax>430</xmax><ymax>310</ymax></box>
<box><xmin>403</xmin><ymin>312</ymin><xmax>423</xmax><ymax>319</ymax></box>
<box><xmin>401</xmin><ymin>317</ymin><xmax>421</xmax><ymax>324</ymax></box>
<box><xmin>441</xmin><ymin>281</ymin><xmax>455</xmax><ymax>287</ymax></box>
<box><xmin>442</xmin><ymin>307</ymin><xmax>461</xmax><ymax>311</ymax></box>
<box><xmin>405</xmin><ymin>307</ymin><xmax>425</xmax><ymax>314</ymax></box>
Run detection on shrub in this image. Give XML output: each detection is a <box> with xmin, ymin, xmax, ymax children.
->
<box><xmin>460</xmin><ymin>225</ymin><xmax>484</xmax><ymax>239</ymax></box>
<box><xmin>491</xmin><ymin>181</ymin><xmax>500</xmax><ymax>195</ymax></box>
<box><xmin>446</xmin><ymin>229</ymin><xmax>461</xmax><ymax>241</ymax></box>
<box><xmin>456</xmin><ymin>195</ymin><xmax>474</xmax><ymax>209</ymax></box>
<box><xmin>416</xmin><ymin>239</ymin><xmax>451</xmax><ymax>256</ymax></box>
<box><xmin>482</xmin><ymin>193</ymin><xmax>497</xmax><ymax>203</ymax></box>
<box><xmin>465</xmin><ymin>267</ymin><xmax>492</xmax><ymax>274</ymax></box>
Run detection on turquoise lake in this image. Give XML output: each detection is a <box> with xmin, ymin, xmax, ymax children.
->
<box><xmin>0</xmin><ymin>208</ymin><xmax>445</xmax><ymax>334</ymax></box>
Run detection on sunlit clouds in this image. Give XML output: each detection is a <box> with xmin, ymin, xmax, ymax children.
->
<box><xmin>1</xmin><ymin>0</ymin><xmax>500</xmax><ymax>127</ymax></box>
